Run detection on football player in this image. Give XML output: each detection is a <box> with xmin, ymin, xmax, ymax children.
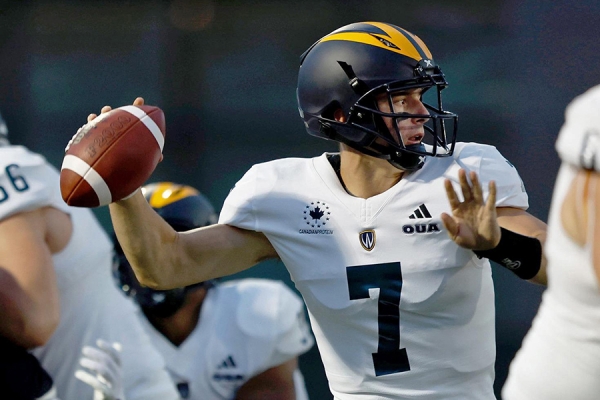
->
<box><xmin>96</xmin><ymin>22</ymin><xmax>548</xmax><ymax>399</ymax></box>
<box><xmin>0</xmin><ymin>112</ymin><xmax>60</xmax><ymax>400</ymax></box>
<box><xmin>0</xmin><ymin>112</ymin><xmax>179</xmax><ymax>399</ymax></box>
<box><xmin>112</xmin><ymin>182</ymin><xmax>314</xmax><ymax>400</ymax></box>
<box><xmin>502</xmin><ymin>85</ymin><xmax>600</xmax><ymax>399</ymax></box>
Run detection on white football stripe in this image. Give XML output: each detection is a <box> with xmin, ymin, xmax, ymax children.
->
<box><xmin>118</xmin><ymin>105</ymin><xmax>164</xmax><ymax>151</ymax></box>
<box><xmin>61</xmin><ymin>155</ymin><xmax>112</xmax><ymax>205</ymax></box>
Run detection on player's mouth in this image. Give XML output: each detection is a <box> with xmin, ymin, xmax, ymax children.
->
<box><xmin>402</xmin><ymin>132</ymin><xmax>424</xmax><ymax>146</ymax></box>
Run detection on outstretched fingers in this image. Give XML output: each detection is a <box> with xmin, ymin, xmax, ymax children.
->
<box><xmin>486</xmin><ymin>179</ymin><xmax>497</xmax><ymax>213</ymax></box>
<box><xmin>470</xmin><ymin>171</ymin><xmax>484</xmax><ymax>204</ymax></box>
<box><xmin>444</xmin><ymin>178</ymin><xmax>460</xmax><ymax>210</ymax></box>
<box><xmin>441</xmin><ymin>212</ymin><xmax>459</xmax><ymax>239</ymax></box>
<box><xmin>458</xmin><ymin>169</ymin><xmax>473</xmax><ymax>202</ymax></box>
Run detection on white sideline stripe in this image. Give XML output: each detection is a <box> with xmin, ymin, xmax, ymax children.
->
<box><xmin>119</xmin><ymin>106</ymin><xmax>164</xmax><ymax>151</ymax></box>
<box><xmin>61</xmin><ymin>155</ymin><xmax>112</xmax><ymax>205</ymax></box>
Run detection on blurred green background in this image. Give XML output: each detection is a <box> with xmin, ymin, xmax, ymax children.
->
<box><xmin>1</xmin><ymin>1</ymin><xmax>599</xmax><ymax>398</ymax></box>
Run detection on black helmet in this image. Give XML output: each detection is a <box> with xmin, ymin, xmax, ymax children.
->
<box><xmin>113</xmin><ymin>182</ymin><xmax>218</xmax><ymax>318</ymax></box>
<box><xmin>297</xmin><ymin>22</ymin><xmax>458</xmax><ymax>171</ymax></box>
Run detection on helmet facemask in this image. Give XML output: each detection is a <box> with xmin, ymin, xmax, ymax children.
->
<box><xmin>320</xmin><ymin>62</ymin><xmax>458</xmax><ymax>171</ymax></box>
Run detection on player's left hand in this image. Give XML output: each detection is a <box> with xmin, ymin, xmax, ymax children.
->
<box><xmin>74</xmin><ymin>339</ymin><xmax>126</xmax><ymax>400</ymax></box>
<box><xmin>441</xmin><ymin>169</ymin><xmax>501</xmax><ymax>251</ymax></box>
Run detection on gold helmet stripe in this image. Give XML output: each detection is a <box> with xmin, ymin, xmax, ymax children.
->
<box><xmin>369</xmin><ymin>22</ymin><xmax>433</xmax><ymax>59</ymax></box>
<box><xmin>143</xmin><ymin>182</ymin><xmax>200</xmax><ymax>208</ymax></box>
<box><xmin>320</xmin><ymin>22</ymin><xmax>432</xmax><ymax>62</ymax></box>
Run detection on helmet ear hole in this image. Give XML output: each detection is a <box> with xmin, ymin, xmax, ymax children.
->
<box><xmin>333</xmin><ymin>109</ymin><xmax>346</xmax><ymax>123</ymax></box>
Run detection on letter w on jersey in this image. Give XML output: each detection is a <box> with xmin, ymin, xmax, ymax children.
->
<box><xmin>359</xmin><ymin>230</ymin><xmax>376</xmax><ymax>251</ymax></box>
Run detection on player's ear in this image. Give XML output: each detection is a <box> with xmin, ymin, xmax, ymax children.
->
<box><xmin>334</xmin><ymin>109</ymin><xmax>346</xmax><ymax>123</ymax></box>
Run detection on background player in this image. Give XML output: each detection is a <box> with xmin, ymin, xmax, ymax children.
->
<box><xmin>0</xmin><ymin>112</ymin><xmax>179</xmax><ymax>399</ymax></box>
<box><xmin>502</xmin><ymin>85</ymin><xmax>600</xmax><ymax>399</ymax></box>
<box><xmin>113</xmin><ymin>181</ymin><xmax>314</xmax><ymax>400</ymax></box>
<box><xmin>94</xmin><ymin>22</ymin><xmax>547</xmax><ymax>399</ymax></box>
<box><xmin>0</xmin><ymin>111</ymin><xmax>61</xmax><ymax>400</ymax></box>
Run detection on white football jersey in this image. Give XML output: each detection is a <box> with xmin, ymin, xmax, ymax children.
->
<box><xmin>0</xmin><ymin>145</ymin><xmax>179</xmax><ymax>400</ymax></box>
<box><xmin>137</xmin><ymin>278</ymin><xmax>314</xmax><ymax>400</ymax></box>
<box><xmin>219</xmin><ymin>143</ymin><xmax>528</xmax><ymax>399</ymax></box>
<box><xmin>502</xmin><ymin>88</ymin><xmax>600</xmax><ymax>400</ymax></box>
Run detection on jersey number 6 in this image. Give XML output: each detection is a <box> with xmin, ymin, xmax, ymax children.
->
<box><xmin>0</xmin><ymin>164</ymin><xmax>30</xmax><ymax>203</ymax></box>
<box><xmin>346</xmin><ymin>262</ymin><xmax>410</xmax><ymax>376</ymax></box>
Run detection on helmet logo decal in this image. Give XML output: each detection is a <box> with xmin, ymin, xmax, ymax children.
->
<box><xmin>371</xmin><ymin>34</ymin><xmax>399</xmax><ymax>50</ymax></box>
<box><xmin>299</xmin><ymin>201</ymin><xmax>333</xmax><ymax>235</ymax></box>
<box><xmin>359</xmin><ymin>229</ymin><xmax>376</xmax><ymax>251</ymax></box>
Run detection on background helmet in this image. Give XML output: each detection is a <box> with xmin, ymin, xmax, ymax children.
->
<box><xmin>0</xmin><ymin>112</ymin><xmax>9</xmax><ymax>146</ymax></box>
<box><xmin>297</xmin><ymin>21</ymin><xmax>458</xmax><ymax>171</ymax></box>
<box><xmin>113</xmin><ymin>182</ymin><xmax>218</xmax><ymax>318</ymax></box>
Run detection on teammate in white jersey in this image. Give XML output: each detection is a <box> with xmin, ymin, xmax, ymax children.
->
<box><xmin>0</xmin><ymin>111</ymin><xmax>60</xmax><ymax>400</ymax></box>
<box><xmin>91</xmin><ymin>22</ymin><xmax>548</xmax><ymax>399</ymax></box>
<box><xmin>0</xmin><ymin>115</ymin><xmax>179</xmax><ymax>399</ymax></box>
<box><xmin>502</xmin><ymin>85</ymin><xmax>600</xmax><ymax>400</ymax></box>
<box><xmin>112</xmin><ymin>182</ymin><xmax>314</xmax><ymax>399</ymax></box>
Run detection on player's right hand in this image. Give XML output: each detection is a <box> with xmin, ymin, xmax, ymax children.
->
<box><xmin>87</xmin><ymin>97</ymin><xmax>145</xmax><ymax>123</ymax></box>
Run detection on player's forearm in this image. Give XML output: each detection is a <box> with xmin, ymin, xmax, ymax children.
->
<box><xmin>0</xmin><ymin>268</ymin><xmax>58</xmax><ymax>348</ymax></box>
<box><xmin>109</xmin><ymin>190</ymin><xmax>181</xmax><ymax>289</ymax></box>
<box><xmin>495</xmin><ymin>209</ymin><xmax>548</xmax><ymax>285</ymax></box>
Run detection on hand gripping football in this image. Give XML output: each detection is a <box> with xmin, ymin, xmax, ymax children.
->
<box><xmin>60</xmin><ymin>105</ymin><xmax>165</xmax><ymax>207</ymax></box>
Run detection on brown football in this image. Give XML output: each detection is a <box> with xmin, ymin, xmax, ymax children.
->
<box><xmin>60</xmin><ymin>105</ymin><xmax>165</xmax><ymax>207</ymax></box>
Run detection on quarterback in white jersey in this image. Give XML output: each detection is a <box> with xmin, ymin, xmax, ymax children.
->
<box><xmin>219</xmin><ymin>144</ymin><xmax>525</xmax><ymax>399</ymax></box>
<box><xmin>114</xmin><ymin>182</ymin><xmax>314</xmax><ymax>400</ymax></box>
<box><xmin>0</xmin><ymin>143</ymin><xmax>179</xmax><ymax>400</ymax></box>
<box><xmin>102</xmin><ymin>22</ymin><xmax>548</xmax><ymax>400</ymax></box>
<box><xmin>502</xmin><ymin>86</ymin><xmax>600</xmax><ymax>400</ymax></box>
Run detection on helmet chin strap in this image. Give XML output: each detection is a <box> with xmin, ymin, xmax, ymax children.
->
<box><xmin>387</xmin><ymin>144</ymin><xmax>426</xmax><ymax>171</ymax></box>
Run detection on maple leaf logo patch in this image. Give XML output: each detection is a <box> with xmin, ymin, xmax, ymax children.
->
<box><xmin>303</xmin><ymin>201</ymin><xmax>330</xmax><ymax>228</ymax></box>
<box><xmin>309</xmin><ymin>207</ymin><xmax>324</xmax><ymax>220</ymax></box>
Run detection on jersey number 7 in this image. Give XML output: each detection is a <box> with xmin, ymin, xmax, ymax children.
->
<box><xmin>346</xmin><ymin>262</ymin><xmax>410</xmax><ymax>376</ymax></box>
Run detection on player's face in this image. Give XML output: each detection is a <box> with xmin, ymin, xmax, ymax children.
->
<box><xmin>376</xmin><ymin>88</ymin><xmax>429</xmax><ymax>147</ymax></box>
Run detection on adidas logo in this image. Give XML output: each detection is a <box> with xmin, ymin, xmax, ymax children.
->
<box><xmin>213</xmin><ymin>355</ymin><xmax>245</xmax><ymax>382</ymax></box>
<box><xmin>409</xmin><ymin>204</ymin><xmax>432</xmax><ymax>219</ymax></box>
<box><xmin>404</xmin><ymin>204</ymin><xmax>440</xmax><ymax>235</ymax></box>
<box><xmin>218</xmin><ymin>355</ymin><xmax>236</xmax><ymax>369</ymax></box>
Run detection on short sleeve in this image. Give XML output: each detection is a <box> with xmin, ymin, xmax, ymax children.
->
<box><xmin>218</xmin><ymin>166</ymin><xmax>259</xmax><ymax>231</ymax></box>
<box><xmin>0</xmin><ymin>147</ymin><xmax>69</xmax><ymax>221</ymax></box>
<box><xmin>555</xmin><ymin>85</ymin><xmax>600</xmax><ymax>172</ymax></box>
<box><xmin>454</xmin><ymin>143</ymin><xmax>529</xmax><ymax>210</ymax></box>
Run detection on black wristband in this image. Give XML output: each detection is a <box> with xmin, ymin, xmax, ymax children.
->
<box><xmin>473</xmin><ymin>227</ymin><xmax>542</xmax><ymax>280</ymax></box>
